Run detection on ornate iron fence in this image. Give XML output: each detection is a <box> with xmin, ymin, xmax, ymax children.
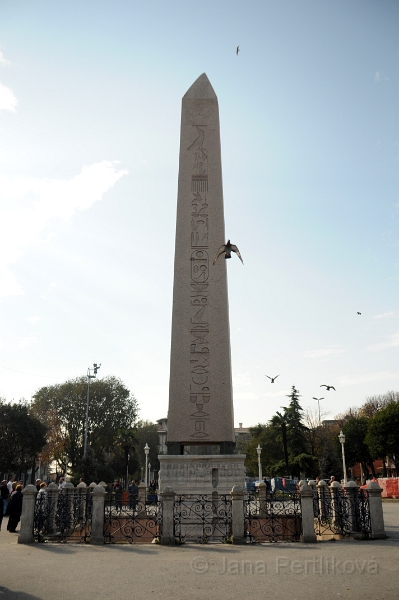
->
<box><xmin>104</xmin><ymin>492</ymin><xmax>162</xmax><ymax>543</ymax></box>
<box><xmin>313</xmin><ymin>487</ymin><xmax>371</xmax><ymax>538</ymax></box>
<box><xmin>34</xmin><ymin>488</ymin><xmax>92</xmax><ymax>543</ymax></box>
<box><xmin>174</xmin><ymin>494</ymin><xmax>232</xmax><ymax>543</ymax></box>
<box><xmin>244</xmin><ymin>491</ymin><xmax>301</xmax><ymax>542</ymax></box>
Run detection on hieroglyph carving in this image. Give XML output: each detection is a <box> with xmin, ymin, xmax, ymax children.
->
<box><xmin>188</xmin><ymin>124</ymin><xmax>210</xmax><ymax>438</ymax></box>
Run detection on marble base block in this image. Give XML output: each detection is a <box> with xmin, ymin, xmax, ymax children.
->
<box><xmin>158</xmin><ymin>454</ymin><xmax>246</xmax><ymax>495</ymax></box>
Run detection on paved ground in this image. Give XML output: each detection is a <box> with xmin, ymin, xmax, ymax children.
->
<box><xmin>1</xmin><ymin>504</ymin><xmax>399</xmax><ymax>600</ymax></box>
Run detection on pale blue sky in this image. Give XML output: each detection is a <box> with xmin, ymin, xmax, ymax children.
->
<box><xmin>0</xmin><ymin>1</ymin><xmax>398</xmax><ymax>427</ymax></box>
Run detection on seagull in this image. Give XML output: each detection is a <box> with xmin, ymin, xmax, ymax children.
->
<box><xmin>266</xmin><ymin>375</ymin><xmax>280</xmax><ymax>383</ymax></box>
<box><xmin>320</xmin><ymin>385</ymin><xmax>336</xmax><ymax>391</ymax></box>
<box><xmin>213</xmin><ymin>240</ymin><xmax>244</xmax><ymax>265</ymax></box>
<box><xmin>236</xmin><ymin>46</ymin><xmax>240</xmax><ymax>55</ymax></box>
<box><xmin>357</xmin><ymin>312</ymin><xmax>361</xmax><ymax>315</ymax></box>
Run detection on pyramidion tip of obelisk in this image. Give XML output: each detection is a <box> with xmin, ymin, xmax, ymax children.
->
<box><xmin>184</xmin><ymin>73</ymin><xmax>217</xmax><ymax>100</ymax></box>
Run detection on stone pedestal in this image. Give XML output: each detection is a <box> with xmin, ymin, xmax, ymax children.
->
<box><xmin>91</xmin><ymin>485</ymin><xmax>106</xmax><ymax>545</ymax></box>
<box><xmin>299</xmin><ymin>483</ymin><xmax>317</xmax><ymax>543</ymax></box>
<box><xmin>159</xmin><ymin>454</ymin><xmax>245</xmax><ymax>495</ymax></box>
<box><xmin>18</xmin><ymin>484</ymin><xmax>37</xmax><ymax>545</ymax></box>
<box><xmin>367</xmin><ymin>481</ymin><xmax>386</xmax><ymax>539</ymax></box>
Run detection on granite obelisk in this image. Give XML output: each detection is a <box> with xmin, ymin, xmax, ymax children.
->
<box><xmin>167</xmin><ymin>73</ymin><xmax>235</xmax><ymax>452</ymax></box>
<box><xmin>159</xmin><ymin>74</ymin><xmax>245</xmax><ymax>494</ymax></box>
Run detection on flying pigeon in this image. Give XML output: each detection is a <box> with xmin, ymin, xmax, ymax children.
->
<box><xmin>320</xmin><ymin>385</ymin><xmax>336</xmax><ymax>391</ymax></box>
<box><xmin>357</xmin><ymin>312</ymin><xmax>361</xmax><ymax>315</ymax></box>
<box><xmin>266</xmin><ymin>375</ymin><xmax>280</xmax><ymax>383</ymax></box>
<box><xmin>213</xmin><ymin>240</ymin><xmax>243</xmax><ymax>265</ymax></box>
<box><xmin>236</xmin><ymin>46</ymin><xmax>240</xmax><ymax>55</ymax></box>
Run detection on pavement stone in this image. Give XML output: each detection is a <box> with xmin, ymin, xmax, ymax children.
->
<box><xmin>0</xmin><ymin>504</ymin><xmax>398</xmax><ymax>600</ymax></box>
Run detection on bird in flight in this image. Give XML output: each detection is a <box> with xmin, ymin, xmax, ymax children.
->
<box><xmin>266</xmin><ymin>375</ymin><xmax>280</xmax><ymax>383</ymax></box>
<box><xmin>320</xmin><ymin>385</ymin><xmax>336</xmax><ymax>391</ymax></box>
<box><xmin>357</xmin><ymin>312</ymin><xmax>361</xmax><ymax>315</ymax></box>
<box><xmin>236</xmin><ymin>46</ymin><xmax>240</xmax><ymax>55</ymax></box>
<box><xmin>213</xmin><ymin>240</ymin><xmax>244</xmax><ymax>265</ymax></box>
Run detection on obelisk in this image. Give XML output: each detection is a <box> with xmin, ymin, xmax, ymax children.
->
<box><xmin>166</xmin><ymin>73</ymin><xmax>235</xmax><ymax>453</ymax></box>
<box><xmin>159</xmin><ymin>75</ymin><xmax>245</xmax><ymax>494</ymax></box>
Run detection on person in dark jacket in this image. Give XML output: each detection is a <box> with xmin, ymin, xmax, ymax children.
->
<box><xmin>1</xmin><ymin>480</ymin><xmax>9</xmax><ymax>517</ymax></box>
<box><xmin>128</xmin><ymin>480</ymin><xmax>139</xmax><ymax>510</ymax></box>
<box><xmin>7</xmin><ymin>484</ymin><xmax>23</xmax><ymax>533</ymax></box>
<box><xmin>113</xmin><ymin>480</ymin><xmax>123</xmax><ymax>512</ymax></box>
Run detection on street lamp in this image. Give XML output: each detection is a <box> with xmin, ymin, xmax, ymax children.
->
<box><xmin>148</xmin><ymin>461</ymin><xmax>151</xmax><ymax>487</ymax></box>
<box><xmin>83</xmin><ymin>363</ymin><xmax>101</xmax><ymax>457</ymax></box>
<box><xmin>144</xmin><ymin>443</ymin><xmax>150</xmax><ymax>489</ymax></box>
<box><xmin>256</xmin><ymin>444</ymin><xmax>262</xmax><ymax>482</ymax></box>
<box><xmin>313</xmin><ymin>397</ymin><xmax>324</xmax><ymax>425</ymax></box>
<box><xmin>338</xmin><ymin>430</ymin><xmax>347</xmax><ymax>484</ymax></box>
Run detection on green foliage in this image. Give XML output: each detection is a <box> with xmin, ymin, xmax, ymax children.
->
<box><xmin>341</xmin><ymin>417</ymin><xmax>376</xmax><ymax>475</ymax></box>
<box><xmin>133</xmin><ymin>420</ymin><xmax>161</xmax><ymax>475</ymax></box>
<box><xmin>31</xmin><ymin>376</ymin><xmax>138</xmax><ymax>472</ymax></box>
<box><xmin>0</xmin><ymin>400</ymin><xmax>47</xmax><ymax>474</ymax></box>
<box><xmin>365</xmin><ymin>401</ymin><xmax>399</xmax><ymax>472</ymax></box>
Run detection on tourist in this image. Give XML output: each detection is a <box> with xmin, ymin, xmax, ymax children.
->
<box><xmin>128</xmin><ymin>480</ymin><xmax>138</xmax><ymax>510</ymax></box>
<box><xmin>1</xmin><ymin>480</ymin><xmax>9</xmax><ymax>516</ymax></box>
<box><xmin>113</xmin><ymin>480</ymin><xmax>123</xmax><ymax>511</ymax></box>
<box><xmin>35</xmin><ymin>479</ymin><xmax>42</xmax><ymax>491</ymax></box>
<box><xmin>7</xmin><ymin>484</ymin><xmax>23</xmax><ymax>533</ymax></box>
<box><xmin>7</xmin><ymin>477</ymin><xmax>14</xmax><ymax>494</ymax></box>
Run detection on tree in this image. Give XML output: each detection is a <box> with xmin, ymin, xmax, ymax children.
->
<box><xmin>341</xmin><ymin>417</ymin><xmax>376</xmax><ymax>478</ymax></box>
<box><xmin>133</xmin><ymin>421</ymin><xmax>161</xmax><ymax>479</ymax></box>
<box><xmin>268</xmin><ymin>387</ymin><xmax>315</xmax><ymax>478</ymax></box>
<box><xmin>365</xmin><ymin>401</ymin><xmax>399</xmax><ymax>473</ymax></box>
<box><xmin>270</xmin><ymin>412</ymin><xmax>289</xmax><ymax>470</ymax></box>
<box><xmin>245</xmin><ymin>423</ymin><xmax>286</xmax><ymax>477</ymax></box>
<box><xmin>0</xmin><ymin>401</ymin><xmax>47</xmax><ymax>476</ymax></box>
<box><xmin>31</xmin><ymin>376</ymin><xmax>139</xmax><ymax>473</ymax></box>
<box><xmin>284</xmin><ymin>386</ymin><xmax>308</xmax><ymax>459</ymax></box>
<box><xmin>115</xmin><ymin>428</ymin><xmax>137</xmax><ymax>483</ymax></box>
<box><xmin>360</xmin><ymin>391</ymin><xmax>399</xmax><ymax>418</ymax></box>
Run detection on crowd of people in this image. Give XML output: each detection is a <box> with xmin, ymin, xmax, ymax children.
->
<box><xmin>1</xmin><ymin>477</ymin><xmax>24</xmax><ymax>533</ymax></box>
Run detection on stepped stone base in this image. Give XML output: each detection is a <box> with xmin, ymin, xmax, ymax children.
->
<box><xmin>158</xmin><ymin>454</ymin><xmax>246</xmax><ymax>495</ymax></box>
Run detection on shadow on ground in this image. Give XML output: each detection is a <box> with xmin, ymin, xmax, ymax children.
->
<box><xmin>0</xmin><ymin>586</ymin><xmax>42</xmax><ymax>600</ymax></box>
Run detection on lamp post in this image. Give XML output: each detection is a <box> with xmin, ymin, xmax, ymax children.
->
<box><xmin>126</xmin><ymin>453</ymin><xmax>130</xmax><ymax>489</ymax></box>
<box><xmin>338</xmin><ymin>430</ymin><xmax>347</xmax><ymax>484</ymax></box>
<box><xmin>83</xmin><ymin>363</ymin><xmax>101</xmax><ymax>457</ymax></box>
<box><xmin>144</xmin><ymin>443</ymin><xmax>150</xmax><ymax>489</ymax></box>
<box><xmin>256</xmin><ymin>444</ymin><xmax>262</xmax><ymax>482</ymax></box>
<box><xmin>148</xmin><ymin>462</ymin><xmax>151</xmax><ymax>487</ymax></box>
<box><xmin>312</xmin><ymin>397</ymin><xmax>324</xmax><ymax>425</ymax></box>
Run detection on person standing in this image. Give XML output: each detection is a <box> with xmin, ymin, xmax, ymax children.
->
<box><xmin>113</xmin><ymin>480</ymin><xmax>123</xmax><ymax>512</ymax></box>
<box><xmin>7</xmin><ymin>484</ymin><xmax>23</xmax><ymax>533</ymax></box>
<box><xmin>128</xmin><ymin>480</ymin><xmax>138</xmax><ymax>510</ymax></box>
<box><xmin>1</xmin><ymin>480</ymin><xmax>9</xmax><ymax>516</ymax></box>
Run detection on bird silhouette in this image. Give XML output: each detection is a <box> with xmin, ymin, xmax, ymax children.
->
<box><xmin>266</xmin><ymin>375</ymin><xmax>280</xmax><ymax>383</ymax></box>
<box><xmin>357</xmin><ymin>312</ymin><xmax>361</xmax><ymax>315</ymax></box>
<box><xmin>213</xmin><ymin>240</ymin><xmax>243</xmax><ymax>265</ymax></box>
<box><xmin>236</xmin><ymin>46</ymin><xmax>240</xmax><ymax>55</ymax></box>
<box><xmin>320</xmin><ymin>385</ymin><xmax>336</xmax><ymax>391</ymax></box>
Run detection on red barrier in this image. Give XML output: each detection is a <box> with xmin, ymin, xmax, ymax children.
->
<box><xmin>376</xmin><ymin>477</ymin><xmax>399</xmax><ymax>498</ymax></box>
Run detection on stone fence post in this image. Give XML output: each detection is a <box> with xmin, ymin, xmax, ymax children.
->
<box><xmin>299</xmin><ymin>482</ymin><xmax>316</xmax><ymax>543</ymax></box>
<box><xmin>91</xmin><ymin>485</ymin><xmax>106</xmax><ymax>545</ymax></box>
<box><xmin>231</xmin><ymin>485</ymin><xmax>245</xmax><ymax>544</ymax></box>
<box><xmin>47</xmin><ymin>482</ymin><xmax>60</xmax><ymax>534</ymax></box>
<box><xmin>160</xmin><ymin>487</ymin><xmax>175</xmax><ymax>545</ymax></box>
<box><xmin>367</xmin><ymin>481</ymin><xmax>386</xmax><ymax>539</ymax></box>
<box><xmin>18</xmin><ymin>485</ymin><xmax>37</xmax><ymax>544</ymax></box>
<box><xmin>343</xmin><ymin>480</ymin><xmax>357</xmax><ymax>532</ymax></box>
<box><xmin>257</xmin><ymin>482</ymin><xmax>267</xmax><ymax>517</ymax></box>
